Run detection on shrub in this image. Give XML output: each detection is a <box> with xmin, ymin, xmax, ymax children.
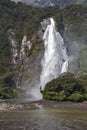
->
<box><xmin>83</xmin><ymin>86</ymin><xmax>87</xmax><ymax>93</ymax></box>
<box><xmin>58</xmin><ymin>90</ymin><xmax>66</xmax><ymax>101</ymax></box>
<box><xmin>43</xmin><ymin>91</ymin><xmax>59</xmax><ymax>101</ymax></box>
<box><xmin>0</xmin><ymin>86</ymin><xmax>21</xmax><ymax>99</ymax></box>
<box><xmin>42</xmin><ymin>72</ymin><xmax>87</xmax><ymax>102</ymax></box>
<box><xmin>68</xmin><ymin>92</ymin><xmax>83</xmax><ymax>102</ymax></box>
<box><xmin>83</xmin><ymin>94</ymin><xmax>87</xmax><ymax>100</ymax></box>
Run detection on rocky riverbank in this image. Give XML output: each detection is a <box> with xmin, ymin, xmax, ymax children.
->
<box><xmin>0</xmin><ymin>100</ymin><xmax>39</xmax><ymax>111</ymax></box>
<box><xmin>0</xmin><ymin>100</ymin><xmax>87</xmax><ymax>111</ymax></box>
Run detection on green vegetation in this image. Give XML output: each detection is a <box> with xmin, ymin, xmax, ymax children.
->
<box><xmin>0</xmin><ymin>72</ymin><xmax>21</xmax><ymax>99</ymax></box>
<box><xmin>0</xmin><ymin>86</ymin><xmax>21</xmax><ymax>99</ymax></box>
<box><xmin>41</xmin><ymin>73</ymin><xmax>87</xmax><ymax>102</ymax></box>
<box><xmin>0</xmin><ymin>0</ymin><xmax>87</xmax><ymax>99</ymax></box>
<box><xmin>68</xmin><ymin>92</ymin><xmax>83</xmax><ymax>102</ymax></box>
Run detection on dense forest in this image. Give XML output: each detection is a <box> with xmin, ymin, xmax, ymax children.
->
<box><xmin>41</xmin><ymin>73</ymin><xmax>87</xmax><ymax>102</ymax></box>
<box><xmin>0</xmin><ymin>0</ymin><xmax>87</xmax><ymax>100</ymax></box>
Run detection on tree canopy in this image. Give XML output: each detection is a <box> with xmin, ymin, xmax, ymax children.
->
<box><xmin>41</xmin><ymin>73</ymin><xmax>87</xmax><ymax>102</ymax></box>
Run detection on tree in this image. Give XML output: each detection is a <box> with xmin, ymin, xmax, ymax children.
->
<box><xmin>41</xmin><ymin>72</ymin><xmax>87</xmax><ymax>102</ymax></box>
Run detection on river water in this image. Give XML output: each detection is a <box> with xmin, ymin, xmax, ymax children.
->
<box><xmin>0</xmin><ymin>104</ymin><xmax>87</xmax><ymax>130</ymax></box>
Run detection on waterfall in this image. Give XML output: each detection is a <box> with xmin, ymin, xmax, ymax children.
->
<box><xmin>40</xmin><ymin>18</ymin><xmax>68</xmax><ymax>89</ymax></box>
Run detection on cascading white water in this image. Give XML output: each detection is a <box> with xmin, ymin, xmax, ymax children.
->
<box><xmin>21</xmin><ymin>18</ymin><xmax>69</xmax><ymax>101</ymax></box>
<box><xmin>40</xmin><ymin>18</ymin><xmax>68</xmax><ymax>89</ymax></box>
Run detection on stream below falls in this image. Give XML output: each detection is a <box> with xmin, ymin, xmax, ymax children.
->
<box><xmin>0</xmin><ymin>103</ymin><xmax>87</xmax><ymax>130</ymax></box>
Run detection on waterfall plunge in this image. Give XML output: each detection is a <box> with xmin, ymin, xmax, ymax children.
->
<box><xmin>25</xmin><ymin>18</ymin><xmax>68</xmax><ymax>101</ymax></box>
<box><xmin>40</xmin><ymin>18</ymin><xmax>68</xmax><ymax>89</ymax></box>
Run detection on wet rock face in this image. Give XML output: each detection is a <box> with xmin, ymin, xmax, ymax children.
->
<box><xmin>7</xmin><ymin>20</ymin><xmax>46</xmax><ymax>100</ymax></box>
<box><xmin>68</xmin><ymin>42</ymin><xmax>80</xmax><ymax>74</ymax></box>
<box><xmin>62</xmin><ymin>33</ymin><xmax>80</xmax><ymax>74</ymax></box>
<box><xmin>15</xmin><ymin>19</ymin><xmax>51</xmax><ymax>100</ymax></box>
<box><xmin>38</xmin><ymin>19</ymin><xmax>50</xmax><ymax>41</ymax></box>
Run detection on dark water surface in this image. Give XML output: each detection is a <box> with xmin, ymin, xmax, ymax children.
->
<box><xmin>0</xmin><ymin>105</ymin><xmax>87</xmax><ymax>130</ymax></box>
